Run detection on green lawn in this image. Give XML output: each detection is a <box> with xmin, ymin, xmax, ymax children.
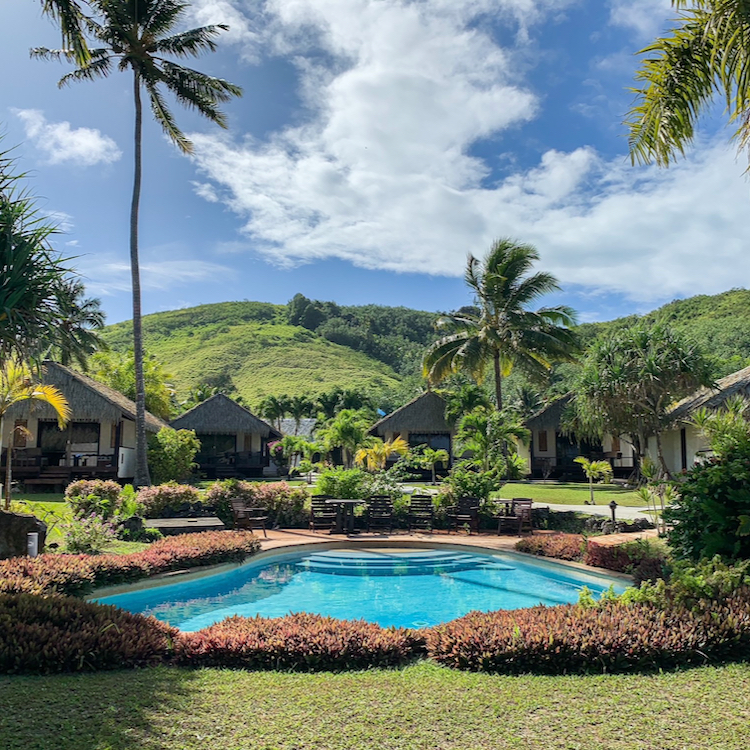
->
<box><xmin>1</xmin><ymin>661</ymin><xmax>748</xmax><ymax>749</ymax></box>
<box><xmin>501</xmin><ymin>481</ymin><xmax>644</xmax><ymax>507</ymax></box>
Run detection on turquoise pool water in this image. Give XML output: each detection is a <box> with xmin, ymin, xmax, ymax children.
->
<box><xmin>95</xmin><ymin>547</ymin><xmax>627</xmax><ymax>631</ymax></box>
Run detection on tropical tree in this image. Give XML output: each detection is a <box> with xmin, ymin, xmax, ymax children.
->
<box><xmin>627</xmin><ymin>1</ymin><xmax>750</xmax><ymax>168</ymax></box>
<box><xmin>287</xmin><ymin>395</ymin><xmax>314</xmax><ymax>435</ymax></box>
<box><xmin>257</xmin><ymin>395</ymin><xmax>290</xmax><ymax>431</ymax></box>
<box><xmin>456</xmin><ymin>408</ymin><xmax>530</xmax><ymax>473</ymax></box>
<box><xmin>0</xmin><ymin>362</ymin><xmax>71</xmax><ymax>507</ymax></box>
<box><xmin>423</xmin><ymin>238</ymin><xmax>578</xmax><ymax>412</ymax></box>
<box><xmin>573</xmin><ymin>322</ymin><xmax>714</xmax><ymax>477</ymax></box>
<box><xmin>316</xmin><ymin>388</ymin><xmax>343</xmax><ymax>421</ymax></box>
<box><xmin>355</xmin><ymin>436</ymin><xmax>409</xmax><ymax>472</ymax></box>
<box><xmin>573</xmin><ymin>456</ymin><xmax>613</xmax><ymax>505</ymax></box>
<box><xmin>419</xmin><ymin>446</ymin><xmax>450</xmax><ymax>485</ymax></box>
<box><xmin>441</xmin><ymin>382</ymin><xmax>492</xmax><ymax>426</ymax></box>
<box><xmin>318</xmin><ymin>409</ymin><xmax>371</xmax><ymax>468</ymax></box>
<box><xmin>34</xmin><ymin>0</ymin><xmax>242</xmax><ymax>486</ymax></box>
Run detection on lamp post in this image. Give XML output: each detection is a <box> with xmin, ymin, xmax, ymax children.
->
<box><xmin>609</xmin><ymin>500</ymin><xmax>618</xmax><ymax>524</ymax></box>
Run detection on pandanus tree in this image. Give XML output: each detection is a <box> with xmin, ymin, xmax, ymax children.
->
<box><xmin>423</xmin><ymin>238</ymin><xmax>578</xmax><ymax>412</ymax></box>
<box><xmin>627</xmin><ymin>1</ymin><xmax>750</xmax><ymax>168</ymax></box>
<box><xmin>34</xmin><ymin>0</ymin><xmax>242</xmax><ymax>486</ymax></box>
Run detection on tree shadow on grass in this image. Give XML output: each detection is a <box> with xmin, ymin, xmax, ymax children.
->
<box><xmin>0</xmin><ymin>666</ymin><xmax>202</xmax><ymax>750</ymax></box>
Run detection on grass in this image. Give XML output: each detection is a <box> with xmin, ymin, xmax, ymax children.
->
<box><xmin>1</xmin><ymin>661</ymin><xmax>749</xmax><ymax>749</ymax></box>
<box><xmin>501</xmin><ymin>482</ymin><xmax>644</xmax><ymax>507</ymax></box>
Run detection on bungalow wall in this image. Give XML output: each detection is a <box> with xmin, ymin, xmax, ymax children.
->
<box><xmin>646</xmin><ymin>424</ymin><xmax>708</xmax><ymax>475</ymax></box>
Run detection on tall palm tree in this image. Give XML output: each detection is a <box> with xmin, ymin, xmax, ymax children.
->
<box><xmin>627</xmin><ymin>1</ymin><xmax>750</xmax><ymax>166</ymax></box>
<box><xmin>0</xmin><ymin>362</ymin><xmax>70</xmax><ymax>508</ymax></box>
<box><xmin>258</xmin><ymin>395</ymin><xmax>290</xmax><ymax>431</ymax></box>
<box><xmin>423</xmin><ymin>238</ymin><xmax>578</xmax><ymax>411</ymax></box>
<box><xmin>35</xmin><ymin>0</ymin><xmax>242</xmax><ymax>487</ymax></box>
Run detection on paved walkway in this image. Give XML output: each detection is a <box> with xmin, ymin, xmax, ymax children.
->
<box><xmin>531</xmin><ymin>502</ymin><xmax>652</xmax><ymax>521</ymax></box>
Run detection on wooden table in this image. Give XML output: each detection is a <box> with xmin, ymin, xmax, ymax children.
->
<box><xmin>146</xmin><ymin>517</ymin><xmax>226</xmax><ymax>536</ymax></box>
<box><xmin>325</xmin><ymin>498</ymin><xmax>365</xmax><ymax>534</ymax></box>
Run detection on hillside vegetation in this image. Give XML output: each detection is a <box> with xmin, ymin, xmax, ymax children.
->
<box><xmin>100</xmin><ymin>288</ymin><xmax>750</xmax><ymax>412</ymax></box>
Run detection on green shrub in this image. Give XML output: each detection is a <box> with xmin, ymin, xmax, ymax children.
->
<box><xmin>65</xmin><ymin>479</ymin><xmax>123</xmax><ymax>519</ymax></box>
<box><xmin>137</xmin><ymin>482</ymin><xmax>200</xmax><ymax>518</ymax></box>
<box><xmin>0</xmin><ymin>530</ymin><xmax>261</xmax><ymax>597</ymax></box>
<box><xmin>439</xmin><ymin>464</ymin><xmax>503</xmax><ymax>503</ymax></box>
<box><xmin>515</xmin><ymin>534</ymin><xmax>585</xmax><ymax>562</ymax></box>
<box><xmin>148</xmin><ymin>427</ymin><xmax>201</xmax><ymax>485</ymax></box>
<box><xmin>425</xmin><ymin>594</ymin><xmax>750</xmax><ymax>673</ymax></box>
<box><xmin>177</xmin><ymin>613</ymin><xmax>425</xmax><ymax>671</ymax></box>
<box><xmin>316</xmin><ymin>467</ymin><xmax>369</xmax><ymax>500</ymax></box>
<box><xmin>205</xmin><ymin>480</ymin><xmax>309</xmax><ymax>527</ymax></box>
<box><xmin>0</xmin><ymin>594</ymin><xmax>177</xmax><ymax>674</ymax></box>
<box><xmin>62</xmin><ymin>515</ymin><xmax>117</xmax><ymax>554</ymax></box>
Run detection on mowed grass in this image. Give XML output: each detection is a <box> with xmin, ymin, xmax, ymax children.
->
<box><xmin>501</xmin><ymin>482</ymin><xmax>644</xmax><ymax>507</ymax></box>
<box><xmin>1</xmin><ymin>662</ymin><xmax>749</xmax><ymax>750</ymax></box>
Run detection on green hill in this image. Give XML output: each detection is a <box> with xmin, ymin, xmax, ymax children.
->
<box><xmin>100</xmin><ymin>300</ymin><xmax>429</xmax><ymax>408</ymax></box>
<box><xmin>100</xmin><ymin>288</ymin><xmax>750</xmax><ymax>413</ymax></box>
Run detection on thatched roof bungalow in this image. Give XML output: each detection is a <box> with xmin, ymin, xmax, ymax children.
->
<box><xmin>4</xmin><ymin>361</ymin><xmax>168</xmax><ymax>485</ymax></box>
<box><xmin>647</xmin><ymin>365</ymin><xmax>750</xmax><ymax>474</ymax></box>
<box><xmin>370</xmin><ymin>391</ymin><xmax>454</xmax><ymax>457</ymax></box>
<box><xmin>170</xmin><ymin>393</ymin><xmax>281</xmax><ymax>478</ymax></box>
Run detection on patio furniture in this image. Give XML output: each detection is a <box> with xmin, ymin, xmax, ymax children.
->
<box><xmin>448</xmin><ymin>497</ymin><xmax>480</xmax><ymax>534</ymax></box>
<box><xmin>497</xmin><ymin>498</ymin><xmax>533</xmax><ymax>536</ymax></box>
<box><xmin>310</xmin><ymin>495</ymin><xmax>338</xmax><ymax>532</ymax></box>
<box><xmin>325</xmin><ymin>498</ymin><xmax>364</xmax><ymax>534</ymax></box>
<box><xmin>407</xmin><ymin>494</ymin><xmax>434</xmax><ymax>532</ymax></box>
<box><xmin>230</xmin><ymin>499</ymin><xmax>269</xmax><ymax>537</ymax></box>
<box><xmin>366</xmin><ymin>495</ymin><xmax>394</xmax><ymax>533</ymax></box>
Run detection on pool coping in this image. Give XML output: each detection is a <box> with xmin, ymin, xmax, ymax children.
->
<box><xmin>89</xmin><ymin>537</ymin><xmax>633</xmax><ymax>599</ymax></box>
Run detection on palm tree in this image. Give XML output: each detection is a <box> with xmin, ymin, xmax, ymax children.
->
<box><xmin>287</xmin><ymin>395</ymin><xmax>314</xmax><ymax>435</ymax></box>
<box><xmin>0</xmin><ymin>362</ymin><xmax>70</xmax><ymax>508</ymax></box>
<box><xmin>420</xmin><ymin>446</ymin><xmax>450</xmax><ymax>485</ymax></box>
<box><xmin>318</xmin><ymin>409</ymin><xmax>371</xmax><ymax>468</ymax></box>
<box><xmin>258</xmin><ymin>395</ymin><xmax>290</xmax><ymax>431</ymax></box>
<box><xmin>627</xmin><ymin>1</ymin><xmax>750</xmax><ymax>167</ymax></box>
<box><xmin>355</xmin><ymin>436</ymin><xmax>409</xmax><ymax>472</ymax></box>
<box><xmin>34</xmin><ymin>0</ymin><xmax>242</xmax><ymax>487</ymax></box>
<box><xmin>573</xmin><ymin>456</ymin><xmax>613</xmax><ymax>505</ymax></box>
<box><xmin>40</xmin><ymin>0</ymin><xmax>90</xmax><ymax>64</ymax></box>
<box><xmin>423</xmin><ymin>238</ymin><xmax>578</xmax><ymax>412</ymax></box>
<box><xmin>441</xmin><ymin>382</ymin><xmax>492</xmax><ymax>426</ymax></box>
<box><xmin>456</xmin><ymin>408</ymin><xmax>530</xmax><ymax>472</ymax></box>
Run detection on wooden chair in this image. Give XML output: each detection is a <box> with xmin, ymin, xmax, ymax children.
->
<box><xmin>366</xmin><ymin>495</ymin><xmax>394</xmax><ymax>533</ymax></box>
<box><xmin>230</xmin><ymin>499</ymin><xmax>269</xmax><ymax>538</ymax></box>
<box><xmin>497</xmin><ymin>498</ymin><xmax>533</xmax><ymax>536</ymax></box>
<box><xmin>309</xmin><ymin>495</ymin><xmax>337</xmax><ymax>532</ymax></box>
<box><xmin>448</xmin><ymin>497</ymin><xmax>480</xmax><ymax>534</ymax></box>
<box><xmin>407</xmin><ymin>494</ymin><xmax>434</xmax><ymax>532</ymax></box>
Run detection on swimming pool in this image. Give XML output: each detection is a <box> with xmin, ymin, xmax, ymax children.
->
<box><xmin>95</xmin><ymin>545</ymin><xmax>628</xmax><ymax>631</ymax></box>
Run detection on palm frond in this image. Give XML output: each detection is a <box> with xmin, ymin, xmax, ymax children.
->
<box><xmin>153</xmin><ymin>25</ymin><xmax>228</xmax><ymax>57</ymax></box>
<box><xmin>42</xmin><ymin>0</ymin><xmax>89</xmax><ymax>64</ymax></box>
<box><xmin>142</xmin><ymin>77</ymin><xmax>193</xmax><ymax>153</ymax></box>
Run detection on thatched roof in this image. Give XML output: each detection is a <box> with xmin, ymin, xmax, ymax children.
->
<box><xmin>370</xmin><ymin>391</ymin><xmax>451</xmax><ymax>436</ymax></box>
<box><xmin>279</xmin><ymin>418</ymin><xmax>317</xmax><ymax>438</ymax></box>
<box><xmin>171</xmin><ymin>393</ymin><xmax>281</xmax><ymax>438</ymax></box>
<box><xmin>668</xmin><ymin>365</ymin><xmax>750</xmax><ymax>423</ymax></box>
<box><xmin>8</xmin><ymin>361</ymin><xmax>167</xmax><ymax>432</ymax></box>
<box><xmin>525</xmin><ymin>394</ymin><xmax>572</xmax><ymax>431</ymax></box>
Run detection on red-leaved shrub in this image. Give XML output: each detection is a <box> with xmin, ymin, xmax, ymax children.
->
<box><xmin>0</xmin><ymin>593</ymin><xmax>177</xmax><ymax>674</ymax></box>
<box><xmin>515</xmin><ymin>534</ymin><xmax>585</xmax><ymax>562</ymax></box>
<box><xmin>425</xmin><ymin>593</ymin><xmax>750</xmax><ymax>673</ymax></box>
<box><xmin>137</xmin><ymin>482</ymin><xmax>201</xmax><ymax>518</ymax></box>
<box><xmin>177</xmin><ymin>613</ymin><xmax>425</xmax><ymax>671</ymax></box>
<box><xmin>206</xmin><ymin>479</ymin><xmax>309</xmax><ymax>528</ymax></box>
<box><xmin>0</xmin><ymin>531</ymin><xmax>260</xmax><ymax>596</ymax></box>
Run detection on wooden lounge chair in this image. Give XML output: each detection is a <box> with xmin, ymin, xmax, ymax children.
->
<box><xmin>407</xmin><ymin>494</ymin><xmax>434</xmax><ymax>532</ymax></box>
<box><xmin>497</xmin><ymin>498</ymin><xmax>533</xmax><ymax>536</ymax></box>
<box><xmin>448</xmin><ymin>497</ymin><xmax>480</xmax><ymax>534</ymax></box>
<box><xmin>309</xmin><ymin>495</ymin><xmax>337</xmax><ymax>532</ymax></box>
<box><xmin>366</xmin><ymin>495</ymin><xmax>394</xmax><ymax>533</ymax></box>
<box><xmin>230</xmin><ymin>499</ymin><xmax>269</xmax><ymax>538</ymax></box>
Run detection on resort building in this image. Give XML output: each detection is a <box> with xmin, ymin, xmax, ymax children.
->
<box><xmin>2</xmin><ymin>361</ymin><xmax>168</xmax><ymax>488</ymax></box>
<box><xmin>170</xmin><ymin>393</ymin><xmax>281</xmax><ymax>479</ymax></box>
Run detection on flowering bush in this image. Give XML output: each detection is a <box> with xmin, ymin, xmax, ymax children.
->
<box><xmin>62</xmin><ymin>515</ymin><xmax>117</xmax><ymax>554</ymax></box>
<box><xmin>137</xmin><ymin>482</ymin><xmax>201</xmax><ymax>518</ymax></box>
<box><xmin>177</xmin><ymin>613</ymin><xmax>425</xmax><ymax>671</ymax></box>
<box><xmin>206</xmin><ymin>479</ymin><xmax>309</xmax><ymax>527</ymax></box>
<box><xmin>515</xmin><ymin>534</ymin><xmax>585</xmax><ymax>562</ymax></box>
<box><xmin>0</xmin><ymin>594</ymin><xmax>176</xmax><ymax>674</ymax></box>
<box><xmin>65</xmin><ymin>479</ymin><xmax>123</xmax><ymax>519</ymax></box>
<box><xmin>0</xmin><ymin>531</ymin><xmax>260</xmax><ymax>597</ymax></box>
<box><xmin>425</xmin><ymin>593</ymin><xmax>750</xmax><ymax>673</ymax></box>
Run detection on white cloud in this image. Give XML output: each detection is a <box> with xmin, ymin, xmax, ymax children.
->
<box><xmin>14</xmin><ymin>109</ymin><xmax>121</xmax><ymax>167</ymax></box>
<box><xmin>608</xmin><ymin>0</ymin><xmax>675</xmax><ymax>40</ymax></box>
<box><xmin>188</xmin><ymin>0</ymin><xmax>750</xmax><ymax>305</ymax></box>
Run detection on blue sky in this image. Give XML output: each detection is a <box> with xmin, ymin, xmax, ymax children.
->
<box><xmin>1</xmin><ymin>0</ymin><xmax>748</xmax><ymax>326</ymax></box>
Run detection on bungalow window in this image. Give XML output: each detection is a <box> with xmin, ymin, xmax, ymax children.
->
<box><xmin>538</xmin><ymin>430</ymin><xmax>548</xmax><ymax>452</ymax></box>
<box><xmin>409</xmin><ymin>433</ymin><xmax>450</xmax><ymax>453</ymax></box>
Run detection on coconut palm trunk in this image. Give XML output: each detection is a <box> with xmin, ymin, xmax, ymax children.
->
<box><xmin>130</xmin><ymin>71</ymin><xmax>150</xmax><ymax>488</ymax></box>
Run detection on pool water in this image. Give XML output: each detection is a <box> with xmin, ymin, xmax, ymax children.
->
<box><xmin>95</xmin><ymin>547</ymin><xmax>627</xmax><ymax>631</ymax></box>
